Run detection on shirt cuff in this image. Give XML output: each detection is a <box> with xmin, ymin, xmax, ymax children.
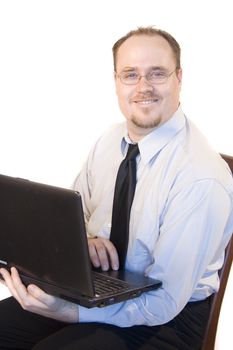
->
<box><xmin>78</xmin><ymin>305</ymin><xmax>108</xmax><ymax>323</ymax></box>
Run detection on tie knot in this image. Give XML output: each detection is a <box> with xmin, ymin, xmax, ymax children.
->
<box><xmin>125</xmin><ymin>143</ymin><xmax>139</xmax><ymax>161</ymax></box>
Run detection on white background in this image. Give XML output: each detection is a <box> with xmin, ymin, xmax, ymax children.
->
<box><xmin>0</xmin><ymin>1</ymin><xmax>232</xmax><ymax>349</ymax></box>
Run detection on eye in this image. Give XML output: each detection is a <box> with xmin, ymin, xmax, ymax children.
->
<box><xmin>122</xmin><ymin>72</ymin><xmax>138</xmax><ymax>80</ymax></box>
<box><xmin>150</xmin><ymin>70</ymin><xmax>166</xmax><ymax>78</ymax></box>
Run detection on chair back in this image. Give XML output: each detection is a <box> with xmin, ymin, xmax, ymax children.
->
<box><xmin>201</xmin><ymin>154</ymin><xmax>233</xmax><ymax>350</ymax></box>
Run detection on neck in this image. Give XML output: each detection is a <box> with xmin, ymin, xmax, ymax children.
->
<box><xmin>127</xmin><ymin>122</ymin><xmax>157</xmax><ymax>142</ymax></box>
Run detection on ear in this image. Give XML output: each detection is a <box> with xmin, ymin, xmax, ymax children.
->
<box><xmin>177</xmin><ymin>68</ymin><xmax>182</xmax><ymax>86</ymax></box>
<box><xmin>113</xmin><ymin>71</ymin><xmax>118</xmax><ymax>93</ymax></box>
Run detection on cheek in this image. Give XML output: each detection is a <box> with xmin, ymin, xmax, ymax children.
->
<box><xmin>160</xmin><ymin>84</ymin><xmax>179</xmax><ymax>102</ymax></box>
<box><xmin>116</xmin><ymin>87</ymin><xmax>133</xmax><ymax>109</ymax></box>
<box><xmin>118</xmin><ymin>95</ymin><xmax>131</xmax><ymax>116</ymax></box>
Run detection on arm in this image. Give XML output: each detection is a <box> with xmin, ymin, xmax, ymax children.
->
<box><xmin>77</xmin><ymin>179</ymin><xmax>233</xmax><ymax>326</ymax></box>
<box><xmin>74</xmin><ymin>143</ymin><xmax>120</xmax><ymax>271</ymax></box>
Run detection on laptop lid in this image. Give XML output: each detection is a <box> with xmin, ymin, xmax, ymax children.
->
<box><xmin>0</xmin><ymin>174</ymin><xmax>161</xmax><ymax>308</ymax></box>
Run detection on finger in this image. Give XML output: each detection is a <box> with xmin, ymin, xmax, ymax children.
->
<box><xmin>101</xmin><ymin>240</ymin><xmax>119</xmax><ymax>270</ymax></box>
<box><xmin>11</xmin><ymin>266</ymin><xmax>29</xmax><ymax>297</ymax></box>
<box><xmin>88</xmin><ymin>238</ymin><xmax>110</xmax><ymax>271</ymax></box>
<box><xmin>10</xmin><ymin>268</ymin><xmax>55</xmax><ymax>311</ymax></box>
<box><xmin>27</xmin><ymin>284</ymin><xmax>58</xmax><ymax>309</ymax></box>
<box><xmin>88</xmin><ymin>240</ymin><xmax>101</xmax><ymax>268</ymax></box>
<box><xmin>0</xmin><ymin>267</ymin><xmax>22</xmax><ymax>303</ymax></box>
<box><xmin>0</xmin><ymin>270</ymin><xmax>7</xmax><ymax>286</ymax></box>
<box><xmin>88</xmin><ymin>237</ymin><xmax>119</xmax><ymax>271</ymax></box>
<box><xmin>10</xmin><ymin>267</ymin><xmax>38</xmax><ymax>308</ymax></box>
<box><xmin>9</xmin><ymin>268</ymin><xmax>47</xmax><ymax>311</ymax></box>
<box><xmin>95</xmin><ymin>241</ymin><xmax>110</xmax><ymax>271</ymax></box>
<box><xmin>89</xmin><ymin>238</ymin><xmax>119</xmax><ymax>271</ymax></box>
<box><xmin>0</xmin><ymin>279</ymin><xmax>6</xmax><ymax>287</ymax></box>
<box><xmin>26</xmin><ymin>285</ymin><xmax>78</xmax><ymax>323</ymax></box>
<box><xmin>1</xmin><ymin>268</ymin><xmax>63</xmax><ymax>318</ymax></box>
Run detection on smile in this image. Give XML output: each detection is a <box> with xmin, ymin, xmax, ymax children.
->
<box><xmin>134</xmin><ymin>99</ymin><xmax>159</xmax><ymax>105</ymax></box>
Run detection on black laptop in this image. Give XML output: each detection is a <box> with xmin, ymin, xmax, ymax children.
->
<box><xmin>0</xmin><ymin>174</ymin><xmax>162</xmax><ymax>308</ymax></box>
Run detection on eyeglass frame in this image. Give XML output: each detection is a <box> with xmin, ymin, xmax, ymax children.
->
<box><xmin>115</xmin><ymin>67</ymin><xmax>179</xmax><ymax>85</ymax></box>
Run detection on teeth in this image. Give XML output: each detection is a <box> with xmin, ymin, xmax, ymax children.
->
<box><xmin>136</xmin><ymin>99</ymin><xmax>158</xmax><ymax>104</ymax></box>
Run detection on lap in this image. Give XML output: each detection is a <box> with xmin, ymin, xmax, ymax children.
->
<box><xmin>0</xmin><ymin>297</ymin><xmax>210</xmax><ymax>350</ymax></box>
<box><xmin>0</xmin><ymin>297</ymin><xmax>67</xmax><ymax>349</ymax></box>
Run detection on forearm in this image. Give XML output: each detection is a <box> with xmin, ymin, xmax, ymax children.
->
<box><xmin>78</xmin><ymin>289</ymin><xmax>177</xmax><ymax>327</ymax></box>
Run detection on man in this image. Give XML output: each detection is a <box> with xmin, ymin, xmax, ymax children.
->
<box><xmin>0</xmin><ymin>26</ymin><xmax>233</xmax><ymax>350</ymax></box>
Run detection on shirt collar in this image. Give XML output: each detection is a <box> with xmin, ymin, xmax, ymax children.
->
<box><xmin>121</xmin><ymin>105</ymin><xmax>186</xmax><ymax>164</ymax></box>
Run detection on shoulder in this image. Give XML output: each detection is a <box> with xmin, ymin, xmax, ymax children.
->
<box><xmin>92</xmin><ymin>122</ymin><xmax>126</xmax><ymax>148</ymax></box>
<box><xmin>90</xmin><ymin>122</ymin><xmax>126</xmax><ymax>158</ymax></box>
<box><xmin>183</xmin><ymin>119</ymin><xmax>232</xmax><ymax>192</ymax></box>
<box><xmin>84</xmin><ymin>122</ymin><xmax>126</xmax><ymax>173</ymax></box>
<box><xmin>159</xmin><ymin>117</ymin><xmax>233</xmax><ymax>198</ymax></box>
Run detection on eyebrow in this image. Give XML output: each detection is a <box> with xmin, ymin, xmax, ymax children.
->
<box><xmin>119</xmin><ymin>67</ymin><xmax>137</xmax><ymax>72</ymax></box>
<box><xmin>150</xmin><ymin>66</ymin><xmax>167</xmax><ymax>71</ymax></box>
<box><xmin>120</xmin><ymin>66</ymin><xmax>168</xmax><ymax>72</ymax></box>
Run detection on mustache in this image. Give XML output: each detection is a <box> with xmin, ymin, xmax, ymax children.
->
<box><xmin>131</xmin><ymin>93</ymin><xmax>161</xmax><ymax>102</ymax></box>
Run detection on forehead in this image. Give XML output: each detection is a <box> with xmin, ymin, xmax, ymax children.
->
<box><xmin>116</xmin><ymin>34</ymin><xmax>175</xmax><ymax>71</ymax></box>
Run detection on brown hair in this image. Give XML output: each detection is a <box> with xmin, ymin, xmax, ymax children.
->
<box><xmin>112</xmin><ymin>26</ymin><xmax>181</xmax><ymax>71</ymax></box>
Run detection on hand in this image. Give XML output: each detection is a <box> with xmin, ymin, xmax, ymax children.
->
<box><xmin>0</xmin><ymin>267</ymin><xmax>78</xmax><ymax>323</ymax></box>
<box><xmin>88</xmin><ymin>237</ymin><xmax>119</xmax><ymax>271</ymax></box>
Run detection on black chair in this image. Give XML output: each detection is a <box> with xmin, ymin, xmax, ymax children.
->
<box><xmin>201</xmin><ymin>154</ymin><xmax>233</xmax><ymax>350</ymax></box>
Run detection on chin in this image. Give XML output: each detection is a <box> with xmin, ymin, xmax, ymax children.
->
<box><xmin>131</xmin><ymin>115</ymin><xmax>162</xmax><ymax>129</ymax></box>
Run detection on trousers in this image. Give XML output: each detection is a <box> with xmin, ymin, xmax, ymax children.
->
<box><xmin>0</xmin><ymin>296</ymin><xmax>210</xmax><ymax>350</ymax></box>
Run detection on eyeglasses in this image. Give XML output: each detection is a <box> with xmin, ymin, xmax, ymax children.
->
<box><xmin>116</xmin><ymin>68</ymin><xmax>178</xmax><ymax>85</ymax></box>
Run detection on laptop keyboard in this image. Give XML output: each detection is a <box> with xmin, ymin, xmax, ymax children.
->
<box><xmin>93</xmin><ymin>271</ymin><xmax>130</xmax><ymax>296</ymax></box>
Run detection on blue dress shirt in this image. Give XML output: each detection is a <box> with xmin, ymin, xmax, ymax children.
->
<box><xmin>74</xmin><ymin>106</ymin><xmax>233</xmax><ymax>327</ymax></box>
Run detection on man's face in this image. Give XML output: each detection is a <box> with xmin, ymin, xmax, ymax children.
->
<box><xmin>114</xmin><ymin>35</ymin><xmax>182</xmax><ymax>139</ymax></box>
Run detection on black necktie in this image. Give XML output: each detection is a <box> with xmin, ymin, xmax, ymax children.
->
<box><xmin>110</xmin><ymin>143</ymin><xmax>139</xmax><ymax>269</ymax></box>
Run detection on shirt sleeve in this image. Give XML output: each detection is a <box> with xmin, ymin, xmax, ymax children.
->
<box><xmin>78</xmin><ymin>179</ymin><xmax>233</xmax><ymax>327</ymax></box>
<box><xmin>73</xmin><ymin>144</ymin><xmax>95</xmax><ymax>237</ymax></box>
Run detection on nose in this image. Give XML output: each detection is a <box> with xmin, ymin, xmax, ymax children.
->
<box><xmin>136</xmin><ymin>75</ymin><xmax>154</xmax><ymax>92</ymax></box>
